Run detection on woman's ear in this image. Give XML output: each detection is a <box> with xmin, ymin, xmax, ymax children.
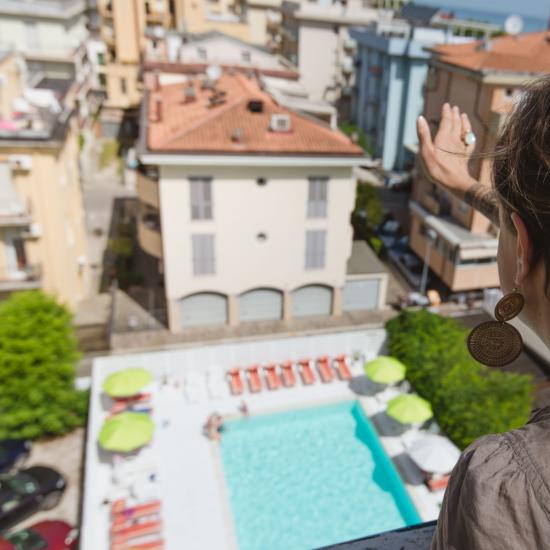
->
<box><xmin>511</xmin><ymin>212</ymin><xmax>533</xmax><ymax>285</ymax></box>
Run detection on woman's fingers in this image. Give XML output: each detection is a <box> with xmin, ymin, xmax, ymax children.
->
<box><xmin>451</xmin><ymin>105</ymin><xmax>461</xmax><ymax>132</ymax></box>
<box><xmin>438</xmin><ymin>102</ymin><xmax>453</xmax><ymax>135</ymax></box>
<box><xmin>461</xmin><ymin>112</ymin><xmax>472</xmax><ymax>134</ymax></box>
<box><xmin>417</xmin><ymin>115</ymin><xmax>434</xmax><ymax>162</ymax></box>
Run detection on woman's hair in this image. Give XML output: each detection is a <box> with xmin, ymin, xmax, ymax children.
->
<box><xmin>493</xmin><ymin>76</ymin><xmax>550</xmax><ymax>287</ymax></box>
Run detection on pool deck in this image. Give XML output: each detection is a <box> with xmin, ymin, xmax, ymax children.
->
<box><xmin>82</xmin><ymin>328</ymin><xmax>445</xmax><ymax>550</ymax></box>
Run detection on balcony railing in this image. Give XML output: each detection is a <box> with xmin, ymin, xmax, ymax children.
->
<box><xmin>137</xmin><ymin>170</ymin><xmax>160</xmax><ymax>209</ymax></box>
<box><xmin>0</xmin><ymin>264</ymin><xmax>42</xmax><ymax>292</ymax></box>
<box><xmin>316</xmin><ymin>520</ymin><xmax>437</xmax><ymax>549</ymax></box>
<box><xmin>137</xmin><ymin>215</ymin><xmax>162</xmax><ymax>259</ymax></box>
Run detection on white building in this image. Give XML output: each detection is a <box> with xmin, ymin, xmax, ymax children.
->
<box><xmin>0</xmin><ymin>0</ymin><xmax>89</xmax><ymax>80</ymax></box>
<box><xmin>137</xmin><ymin>71</ymin><xmax>388</xmax><ymax>332</ymax></box>
<box><xmin>281</xmin><ymin>0</ymin><xmax>382</xmax><ymax>111</ymax></box>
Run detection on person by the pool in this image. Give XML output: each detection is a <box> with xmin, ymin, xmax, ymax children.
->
<box><xmin>205</xmin><ymin>412</ymin><xmax>223</xmax><ymax>441</ymax></box>
<box><xmin>417</xmin><ymin>77</ymin><xmax>550</xmax><ymax>549</ymax></box>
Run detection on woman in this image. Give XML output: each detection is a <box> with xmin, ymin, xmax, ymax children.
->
<box><xmin>416</xmin><ymin>79</ymin><xmax>550</xmax><ymax>549</ymax></box>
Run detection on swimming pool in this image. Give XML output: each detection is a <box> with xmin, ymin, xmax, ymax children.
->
<box><xmin>220</xmin><ymin>401</ymin><xmax>421</xmax><ymax>550</ymax></box>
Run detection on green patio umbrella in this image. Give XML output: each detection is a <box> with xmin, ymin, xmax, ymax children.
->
<box><xmin>98</xmin><ymin>412</ymin><xmax>154</xmax><ymax>452</ymax></box>
<box><xmin>364</xmin><ymin>356</ymin><xmax>406</xmax><ymax>385</ymax></box>
<box><xmin>103</xmin><ymin>368</ymin><xmax>153</xmax><ymax>398</ymax></box>
<box><xmin>386</xmin><ymin>394</ymin><xmax>433</xmax><ymax>425</ymax></box>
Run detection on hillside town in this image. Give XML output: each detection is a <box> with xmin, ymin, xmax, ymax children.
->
<box><xmin>0</xmin><ymin>0</ymin><xmax>549</xmax><ymax>549</ymax></box>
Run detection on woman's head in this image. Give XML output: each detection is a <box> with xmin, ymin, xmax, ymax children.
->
<box><xmin>494</xmin><ymin>76</ymin><xmax>550</xmax><ymax>333</ymax></box>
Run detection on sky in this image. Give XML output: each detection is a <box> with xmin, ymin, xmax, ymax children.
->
<box><xmin>416</xmin><ymin>0</ymin><xmax>549</xmax><ymax>19</ymax></box>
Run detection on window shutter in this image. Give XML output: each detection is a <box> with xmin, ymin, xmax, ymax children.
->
<box><xmin>192</xmin><ymin>234</ymin><xmax>215</xmax><ymax>275</ymax></box>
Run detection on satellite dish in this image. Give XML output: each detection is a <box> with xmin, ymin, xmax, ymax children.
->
<box><xmin>206</xmin><ymin>65</ymin><xmax>222</xmax><ymax>82</ymax></box>
<box><xmin>504</xmin><ymin>14</ymin><xmax>524</xmax><ymax>35</ymax></box>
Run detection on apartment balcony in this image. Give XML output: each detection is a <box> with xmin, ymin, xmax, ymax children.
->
<box><xmin>138</xmin><ymin>212</ymin><xmax>162</xmax><ymax>259</ymax></box>
<box><xmin>100</xmin><ymin>26</ymin><xmax>115</xmax><ymax>46</ymax></box>
<box><xmin>0</xmin><ymin>264</ymin><xmax>42</xmax><ymax>293</ymax></box>
<box><xmin>266</xmin><ymin>9</ymin><xmax>282</xmax><ymax>28</ymax></box>
<box><xmin>0</xmin><ymin>212</ymin><xmax>31</xmax><ymax>228</ymax></box>
<box><xmin>421</xmin><ymin>192</ymin><xmax>451</xmax><ymax>217</ymax></box>
<box><xmin>98</xmin><ymin>1</ymin><xmax>113</xmax><ymax>18</ymax></box>
<box><xmin>136</xmin><ymin>170</ymin><xmax>160</xmax><ymax>209</ymax></box>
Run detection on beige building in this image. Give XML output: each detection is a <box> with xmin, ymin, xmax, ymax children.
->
<box><xmin>281</xmin><ymin>0</ymin><xmax>379</xmax><ymax>110</ymax></box>
<box><xmin>137</xmin><ymin>71</ymin><xmax>388</xmax><ymax>332</ymax></box>
<box><xmin>410</xmin><ymin>32</ymin><xmax>550</xmax><ymax>292</ymax></box>
<box><xmin>175</xmin><ymin>0</ymin><xmax>282</xmax><ymax>48</ymax></box>
<box><xmin>0</xmin><ymin>51</ymin><xmax>88</xmax><ymax>309</ymax></box>
<box><xmin>97</xmin><ymin>0</ymin><xmax>284</xmax><ymax>136</ymax></box>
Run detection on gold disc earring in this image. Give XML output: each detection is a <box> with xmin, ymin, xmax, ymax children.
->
<box><xmin>467</xmin><ymin>289</ymin><xmax>524</xmax><ymax>367</ymax></box>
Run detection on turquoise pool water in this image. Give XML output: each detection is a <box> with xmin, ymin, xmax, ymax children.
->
<box><xmin>220</xmin><ymin>401</ymin><xmax>421</xmax><ymax>550</ymax></box>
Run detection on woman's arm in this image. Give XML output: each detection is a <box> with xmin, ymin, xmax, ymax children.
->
<box><xmin>416</xmin><ymin>103</ymin><xmax>500</xmax><ymax>227</ymax></box>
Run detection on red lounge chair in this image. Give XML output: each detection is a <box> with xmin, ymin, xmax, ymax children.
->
<box><xmin>111</xmin><ymin>520</ymin><xmax>163</xmax><ymax>543</ymax></box>
<box><xmin>280</xmin><ymin>361</ymin><xmax>296</xmax><ymax>387</ymax></box>
<box><xmin>111</xmin><ymin>539</ymin><xmax>165</xmax><ymax>550</ymax></box>
<box><xmin>264</xmin><ymin>363</ymin><xmax>281</xmax><ymax>390</ymax></box>
<box><xmin>317</xmin><ymin>356</ymin><xmax>334</xmax><ymax>383</ymax></box>
<box><xmin>334</xmin><ymin>354</ymin><xmax>352</xmax><ymax>380</ymax></box>
<box><xmin>247</xmin><ymin>365</ymin><xmax>262</xmax><ymax>393</ymax></box>
<box><xmin>298</xmin><ymin>359</ymin><xmax>315</xmax><ymax>385</ymax></box>
<box><xmin>112</xmin><ymin>501</ymin><xmax>162</xmax><ymax>528</ymax></box>
<box><xmin>426</xmin><ymin>474</ymin><xmax>450</xmax><ymax>492</ymax></box>
<box><xmin>227</xmin><ymin>368</ymin><xmax>244</xmax><ymax>395</ymax></box>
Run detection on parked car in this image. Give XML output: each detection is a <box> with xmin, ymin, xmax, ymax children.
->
<box><xmin>0</xmin><ymin>520</ymin><xmax>78</xmax><ymax>550</ymax></box>
<box><xmin>0</xmin><ymin>467</ymin><xmax>66</xmax><ymax>532</ymax></box>
<box><xmin>388</xmin><ymin>244</ymin><xmax>433</xmax><ymax>289</ymax></box>
<box><xmin>374</xmin><ymin>217</ymin><xmax>402</xmax><ymax>251</ymax></box>
<box><xmin>0</xmin><ymin>442</ymin><xmax>31</xmax><ymax>474</ymax></box>
<box><xmin>384</xmin><ymin>170</ymin><xmax>412</xmax><ymax>191</ymax></box>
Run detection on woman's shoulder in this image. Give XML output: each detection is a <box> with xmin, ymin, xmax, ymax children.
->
<box><xmin>432</xmin><ymin>415</ymin><xmax>550</xmax><ymax>549</ymax></box>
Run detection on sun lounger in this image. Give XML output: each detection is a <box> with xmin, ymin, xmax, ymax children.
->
<box><xmin>280</xmin><ymin>361</ymin><xmax>296</xmax><ymax>387</ymax></box>
<box><xmin>112</xmin><ymin>500</ymin><xmax>162</xmax><ymax>526</ymax></box>
<box><xmin>264</xmin><ymin>364</ymin><xmax>281</xmax><ymax>390</ymax></box>
<box><xmin>111</xmin><ymin>520</ymin><xmax>163</xmax><ymax>543</ymax></box>
<box><xmin>298</xmin><ymin>359</ymin><xmax>315</xmax><ymax>385</ymax></box>
<box><xmin>247</xmin><ymin>365</ymin><xmax>262</xmax><ymax>393</ymax></box>
<box><xmin>426</xmin><ymin>473</ymin><xmax>450</xmax><ymax>492</ymax></box>
<box><xmin>227</xmin><ymin>368</ymin><xmax>244</xmax><ymax>395</ymax></box>
<box><xmin>316</xmin><ymin>356</ymin><xmax>334</xmax><ymax>383</ymax></box>
<box><xmin>111</xmin><ymin>538</ymin><xmax>165</xmax><ymax>550</ymax></box>
<box><xmin>334</xmin><ymin>355</ymin><xmax>352</xmax><ymax>380</ymax></box>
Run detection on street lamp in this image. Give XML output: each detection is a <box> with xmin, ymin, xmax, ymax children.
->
<box><xmin>419</xmin><ymin>228</ymin><xmax>437</xmax><ymax>296</ymax></box>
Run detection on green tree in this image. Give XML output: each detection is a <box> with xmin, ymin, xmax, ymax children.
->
<box><xmin>0</xmin><ymin>291</ymin><xmax>88</xmax><ymax>440</ymax></box>
<box><xmin>386</xmin><ymin>309</ymin><xmax>533</xmax><ymax>449</ymax></box>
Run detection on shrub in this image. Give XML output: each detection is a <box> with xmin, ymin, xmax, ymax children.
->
<box><xmin>339</xmin><ymin>122</ymin><xmax>372</xmax><ymax>155</ymax></box>
<box><xmin>354</xmin><ymin>182</ymin><xmax>384</xmax><ymax>228</ymax></box>
<box><xmin>0</xmin><ymin>291</ymin><xmax>88</xmax><ymax>440</ymax></box>
<box><xmin>386</xmin><ymin>309</ymin><xmax>533</xmax><ymax>449</ymax></box>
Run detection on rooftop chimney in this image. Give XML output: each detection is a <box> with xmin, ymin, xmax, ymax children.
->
<box><xmin>231</xmin><ymin>128</ymin><xmax>242</xmax><ymax>143</ymax></box>
<box><xmin>247</xmin><ymin>99</ymin><xmax>264</xmax><ymax>113</ymax></box>
<box><xmin>149</xmin><ymin>95</ymin><xmax>162</xmax><ymax>123</ymax></box>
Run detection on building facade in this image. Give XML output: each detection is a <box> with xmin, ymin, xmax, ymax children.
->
<box><xmin>137</xmin><ymin>71</ymin><xmax>387</xmax><ymax>332</ymax></box>
<box><xmin>410</xmin><ymin>32</ymin><xmax>550</xmax><ymax>292</ymax></box>
<box><xmin>0</xmin><ymin>51</ymin><xmax>88</xmax><ymax>309</ymax></box>
<box><xmin>351</xmin><ymin>22</ymin><xmax>468</xmax><ymax>171</ymax></box>
<box><xmin>281</xmin><ymin>0</ymin><xmax>379</xmax><ymax>113</ymax></box>
<box><xmin>0</xmin><ymin>0</ymin><xmax>89</xmax><ymax>80</ymax></box>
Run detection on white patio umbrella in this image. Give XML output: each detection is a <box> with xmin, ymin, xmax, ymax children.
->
<box><xmin>407</xmin><ymin>434</ymin><xmax>461</xmax><ymax>475</ymax></box>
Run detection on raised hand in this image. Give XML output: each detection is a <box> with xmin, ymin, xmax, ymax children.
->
<box><xmin>416</xmin><ymin>103</ymin><xmax>478</xmax><ymax>198</ymax></box>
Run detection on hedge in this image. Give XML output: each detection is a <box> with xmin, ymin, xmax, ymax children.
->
<box><xmin>0</xmin><ymin>291</ymin><xmax>88</xmax><ymax>440</ymax></box>
<box><xmin>386</xmin><ymin>309</ymin><xmax>533</xmax><ymax>449</ymax></box>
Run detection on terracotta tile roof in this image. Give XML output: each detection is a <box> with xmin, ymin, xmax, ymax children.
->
<box><xmin>146</xmin><ymin>73</ymin><xmax>363</xmax><ymax>156</ymax></box>
<box><xmin>429</xmin><ymin>31</ymin><xmax>550</xmax><ymax>74</ymax></box>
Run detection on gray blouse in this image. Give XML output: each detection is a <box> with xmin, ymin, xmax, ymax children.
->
<box><xmin>432</xmin><ymin>407</ymin><xmax>550</xmax><ymax>549</ymax></box>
